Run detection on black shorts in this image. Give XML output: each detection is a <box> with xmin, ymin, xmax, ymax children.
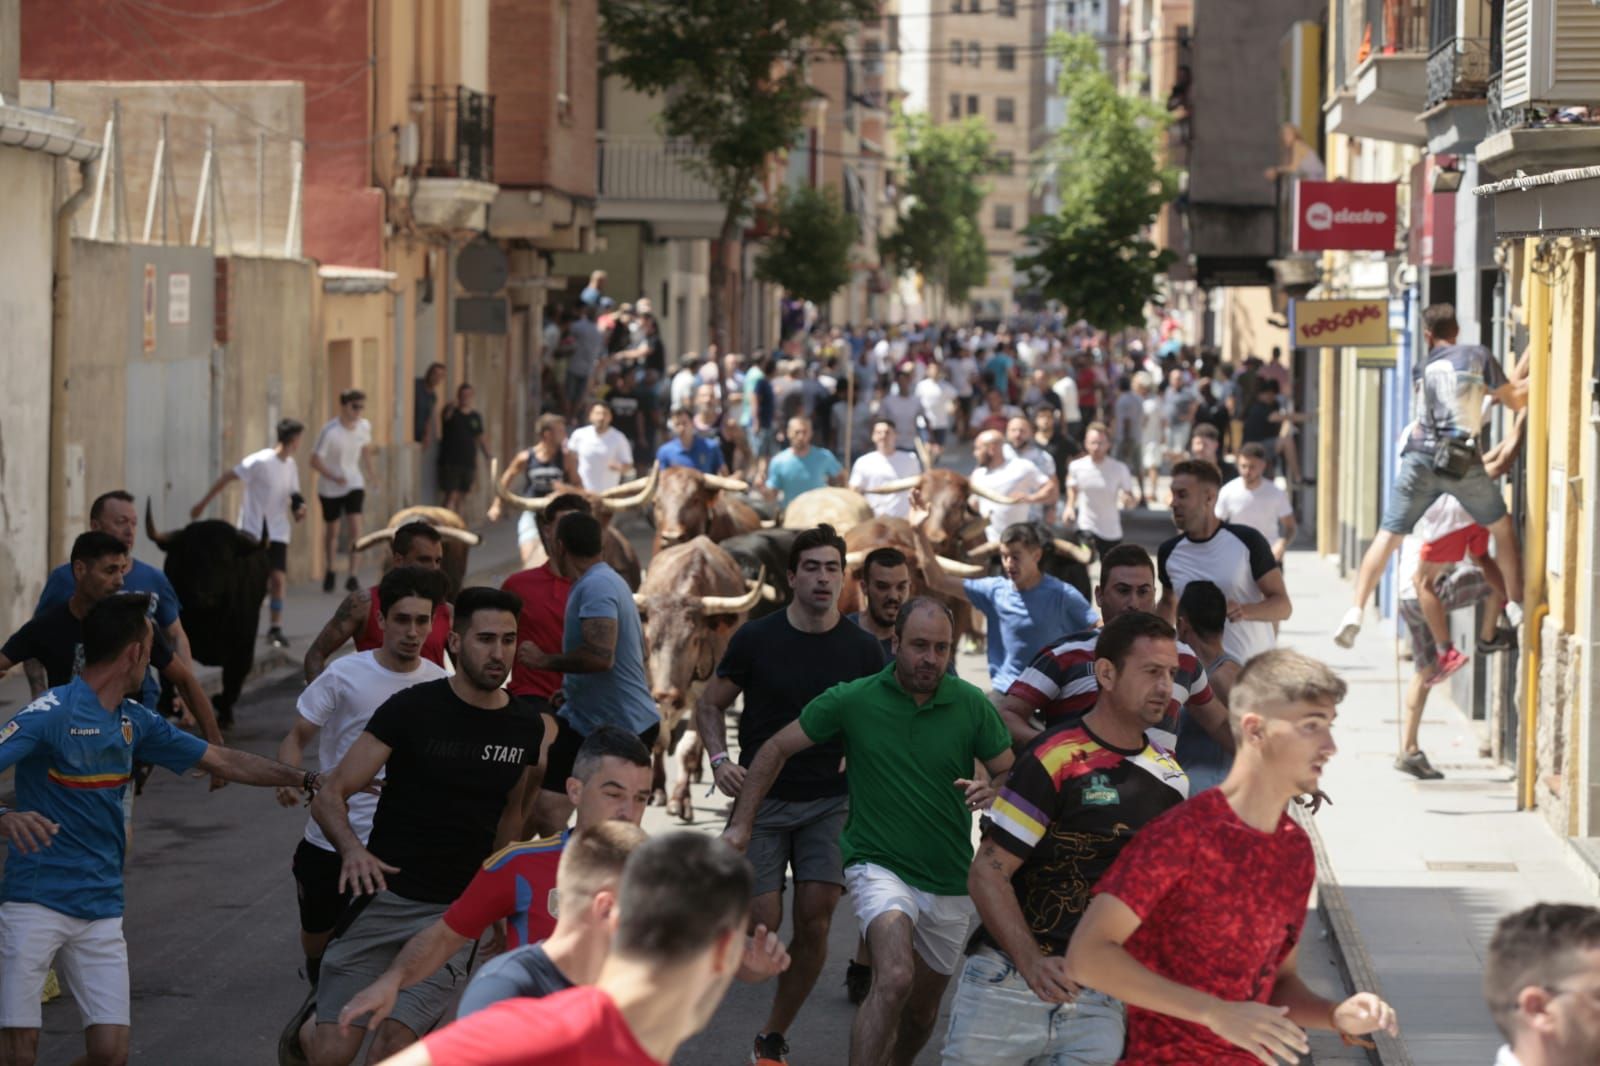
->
<box><xmin>292</xmin><ymin>838</ymin><xmax>350</xmax><ymax>936</ymax></box>
<box><xmin>1091</xmin><ymin>534</ymin><xmax>1121</xmax><ymax>561</ymax></box>
<box><xmin>318</xmin><ymin>490</ymin><xmax>365</xmax><ymax>521</ymax></box>
<box><xmin>268</xmin><ymin>540</ymin><xmax>289</xmax><ymax>573</ymax></box>
<box><xmin>539</xmin><ymin>716</ymin><xmax>662</xmax><ymax>794</ymax></box>
<box><xmin>925</xmin><ymin>427</ymin><xmax>948</xmax><ymax>446</ymax></box>
<box><xmin>438</xmin><ymin>463</ymin><xmax>476</xmax><ymax>494</ymax></box>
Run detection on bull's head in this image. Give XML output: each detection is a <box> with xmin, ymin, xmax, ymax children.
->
<box><xmin>653</xmin><ymin>468</ymin><xmax>750</xmax><ymax>547</ymax></box>
<box><xmin>633</xmin><ymin>567</ymin><xmax>766</xmax><ymax>711</ymax></box>
<box><xmin>353</xmin><ymin>506</ymin><xmax>482</xmax><ymax>553</ymax></box>
<box><xmin>491</xmin><ymin>458</ymin><xmax>660</xmax><ymax>520</ymax></box>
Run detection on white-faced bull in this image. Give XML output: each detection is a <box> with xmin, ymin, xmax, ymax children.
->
<box><xmin>491</xmin><ymin>459</ymin><xmax>655</xmax><ymax>590</ymax></box>
<box><xmin>352</xmin><ymin>506</ymin><xmax>482</xmax><ymax>598</ymax></box>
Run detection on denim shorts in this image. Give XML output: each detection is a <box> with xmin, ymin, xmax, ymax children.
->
<box><xmin>1381</xmin><ymin>450</ymin><xmax>1507</xmax><ymax>535</ymax></box>
<box><xmin>941</xmin><ymin>946</ymin><xmax>1125</xmax><ymax>1066</ymax></box>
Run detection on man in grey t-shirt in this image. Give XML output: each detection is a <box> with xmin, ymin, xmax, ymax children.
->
<box><xmin>566</xmin><ymin>305</ymin><xmax>607</xmax><ymax>416</ymax></box>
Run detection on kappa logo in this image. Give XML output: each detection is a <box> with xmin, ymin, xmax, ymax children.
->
<box><xmin>18</xmin><ymin>691</ymin><xmax>60</xmax><ymax>716</ymax></box>
<box><xmin>1081</xmin><ymin>772</ymin><xmax>1120</xmax><ymax>807</ymax></box>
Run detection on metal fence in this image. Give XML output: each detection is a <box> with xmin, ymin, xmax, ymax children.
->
<box><xmin>414</xmin><ymin>85</ymin><xmax>495</xmax><ymax>183</ymax></box>
<box><xmin>596</xmin><ymin>136</ymin><xmax>720</xmax><ymax>201</ymax></box>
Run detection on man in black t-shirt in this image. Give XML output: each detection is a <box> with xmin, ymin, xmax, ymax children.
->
<box><xmin>298</xmin><ymin>587</ymin><xmax>555</xmax><ymax>1066</ymax></box>
<box><xmin>943</xmin><ymin>612</ymin><xmax>1190</xmax><ymax>1064</ymax></box>
<box><xmin>694</xmin><ymin>524</ymin><xmax>886</xmax><ymax>1066</ymax></box>
<box><xmin>438</xmin><ymin>383</ymin><xmax>490</xmax><ymax>516</ymax></box>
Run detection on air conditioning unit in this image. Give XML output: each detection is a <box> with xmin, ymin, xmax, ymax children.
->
<box><xmin>1500</xmin><ymin>0</ymin><xmax>1600</xmax><ymax>108</ymax></box>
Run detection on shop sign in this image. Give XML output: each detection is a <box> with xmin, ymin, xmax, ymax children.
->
<box><xmin>1293</xmin><ymin>181</ymin><xmax>1397</xmax><ymax>252</ymax></box>
<box><xmin>1290</xmin><ymin>298</ymin><xmax>1391</xmax><ymax>347</ymax></box>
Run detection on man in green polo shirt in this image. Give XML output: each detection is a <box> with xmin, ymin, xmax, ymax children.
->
<box><xmin>725</xmin><ymin>597</ymin><xmax>1015</xmax><ymax>1066</ymax></box>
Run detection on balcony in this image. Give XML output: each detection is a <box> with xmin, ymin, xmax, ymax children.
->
<box><xmin>1478</xmin><ymin>71</ymin><xmax>1600</xmax><ymax>178</ymax></box>
<box><xmin>1326</xmin><ymin>0</ymin><xmax>1429</xmax><ymax>145</ymax></box>
<box><xmin>1419</xmin><ymin>0</ymin><xmax>1492</xmax><ymax>152</ymax></box>
<box><xmin>399</xmin><ymin>86</ymin><xmax>498</xmax><ymax>232</ymax></box>
<box><xmin>595</xmin><ymin>136</ymin><xmax>726</xmax><ymax>240</ymax></box>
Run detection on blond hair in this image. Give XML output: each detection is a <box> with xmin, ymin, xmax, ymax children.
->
<box><xmin>1231</xmin><ymin>649</ymin><xmax>1347</xmax><ymax>722</ymax></box>
<box><xmin>556</xmin><ymin>822</ymin><xmax>648</xmax><ymax>913</ymax></box>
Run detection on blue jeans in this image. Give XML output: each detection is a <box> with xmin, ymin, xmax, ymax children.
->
<box><xmin>1381</xmin><ymin>449</ymin><xmax>1507</xmax><ymax>535</ymax></box>
<box><xmin>941</xmin><ymin>946</ymin><xmax>1125</xmax><ymax>1065</ymax></box>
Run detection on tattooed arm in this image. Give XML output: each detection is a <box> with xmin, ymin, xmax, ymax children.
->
<box><xmin>303</xmin><ymin>587</ymin><xmax>371</xmax><ymax>683</ymax></box>
<box><xmin>22</xmin><ymin>661</ymin><xmax>47</xmax><ymax>698</ymax></box>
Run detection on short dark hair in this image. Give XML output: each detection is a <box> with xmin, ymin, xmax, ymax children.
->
<box><xmin>1094</xmin><ymin>610</ymin><xmax>1177</xmax><ymax>670</ymax></box>
<box><xmin>392</xmin><ymin>520</ymin><xmax>443</xmax><ymax>556</ymax></box>
<box><xmin>277</xmin><ymin>418</ymin><xmax>305</xmax><ymax>445</ymax></box>
<box><xmin>457</xmin><ymin>382</ymin><xmax>475</xmax><ymax>397</ymax></box>
<box><xmin>1422</xmin><ymin>302</ymin><xmax>1460</xmax><ymax>340</ymax></box>
<box><xmin>452</xmin><ymin>586</ymin><xmax>522</xmax><ymax>634</ymax></box>
<box><xmin>377</xmin><ymin>565</ymin><xmax>448</xmax><ymax>617</ymax></box>
<box><xmin>787</xmin><ymin>524</ymin><xmax>846</xmax><ymax>574</ymax></box>
<box><xmin>72</xmin><ymin>531</ymin><xmax>128</xmax><ymax>568</ymax></box>
<box><xmin>1191</xmin><ymin>423</ymin><xmax>1220</xmax><ymax>443</ymax></box>
<box><xmin>861</xmin><ymin>547</ymin><xmax>909</xmax><ymax>580</ymax></box>
<box><xmin>999</xmin><ymin>522</ymin><xmax>1046</xmax><ymax>549</ymax></box>
<box><xmin>1098</xmin><ymin>543</ymin><xmax>1154</xmax><ymax>587</ymax></box>
<box><xmin>892</xmin><ymin>596</ymin><xmax>954</xmax><ymax>639</ymax></box>
<box><xmin>1485</xmin><ymin>903</ymin><xmax>1600</xmax><ymax>1039</ymax></box>
<box><xmin>572</xmin><ymin>725</ymin><xmax>653</xmax><ymax>781</ymax></box>
<box><xmin>89</xmin><ymin>490</ymin><xmax>135</xmax><ymax>523</ymax></box>
<box><xmin>82</xmin><ymin>593</ymin><xmax>154</xmax><ymax>667</ymax></box>
<box><xmin>539</xmin><ymin>493</ymin><xmax>593</xmax><ymax>528</ymax></box>
<box><xmin>1177</xmin><ymin>580</ymin><xmax>1227</xmax><ymax>640</ymax></box>
<box><xmin>340</xmin><ymin>389</ymin><xmax>366</xmax><ymax>406</ymax></box>
<box><xmin>1170</xmin><ymin>459</ymin><xmax>1222</xmax><ymax>489</ymax></box>
<box><xmin>555</xmin><ymin>512</ymin><xmax>604</xmax><ymax>558</ymax></box>
<box><xmin>588</xmin><ymin>399</ymin><xmax>613</xmax><ymax>416</ymax></box>
<box><xmin>871</xmin><ymin>417</ymin><xmax>898</xmax><ymax>434</ymax></box>
<box><xmin>1239</xmin><ymin>442</ymin><xmax>1270</xmax><ymax>462</ymax></box>
<box><xmin>612</xmin><ymin>832</ymin><xmax>754</xmax><ymax>965</ymax></box>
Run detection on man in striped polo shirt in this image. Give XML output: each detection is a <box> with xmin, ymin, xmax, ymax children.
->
<box><xmin>994</xmin><ymin>544</ymin><xmax>1233</xmax><ymax>767</ymax></box>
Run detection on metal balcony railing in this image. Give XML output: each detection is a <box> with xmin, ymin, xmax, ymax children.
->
<box><xmin>596</xmin><ymin>137</ymin><xmax>720</xmax><ymax>202</ymax></box>
<box><xmin>413</xmin><ymin>86</ymin><xmax>495</xmax><ymax>183</ymax></box>
<box><xmin>1424</xmin><ymin>0</ymin><xmax>1493</xmax><ymax>108</ymax></box>
<box><xmin>1486</xmin><ymin>72</ymin><xmax>1538</xmax><ymax>136</ymax></box>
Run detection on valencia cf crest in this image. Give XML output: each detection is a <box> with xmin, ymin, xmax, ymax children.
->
<box><xmin>120</xmin><ymin>717</ymin><xmax>133</xmax><ymax>745</ymax></box>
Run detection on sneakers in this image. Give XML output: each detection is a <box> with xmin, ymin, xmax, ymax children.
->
<box><xmin>1395</xmin><ymin>749</ymin><xmax>1444</xmax><ymax>780</ymax></box>
<box><xmin>267</xmin><ymin>627</ymin><xmax>290</xmax><ymax>650</ymax></box>
<box><xmin>277</xmin><ymin>987</ymin><xmax>316</xmax><ymax>1066</ymax></box>
<box><xmin>1505</xmin><ymin>601</ymin><xmax>1524</xmax><ymax>628</ymax></box>
<box><xmin>1333</xmin><ymin>607</ymin><xmax>1363</xmax><ymax>649</ymax></box>
<box><xmin>1477</xmin><ymin>628</ymin><xmax>1518</xmax><ymax>655</ymax></box>
<box><xmin>345</xmin><ymin>575</ymin><xmax>360</xmax><ymax>593</ymax></box>
<box><xmin>751</xmin><ymin>1032</ymin><xmax>790</xmax><ymax>1065</ymax></box>
<box><xmin>845</xmin><ymin>959</ymin><xmax>872</xmax><ymax>1005</ymax></box>
<box><xmin>1428</xmin><ymin>647</ymin><xmax>1469</xmax><ymax>686</ymax></box>
<box><xmin>322</xmin><ymin>571</ymin><xmax>336</xmax><ymax>593</ymax></box>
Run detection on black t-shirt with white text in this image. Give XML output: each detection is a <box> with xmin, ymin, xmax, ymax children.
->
<box><xmin>364</xmin><ymin>679</ymin><xmax>545</xmax><ymax>903</ymax></box>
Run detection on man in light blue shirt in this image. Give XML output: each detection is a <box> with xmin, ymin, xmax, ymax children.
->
<box><xmin>963</xmin><ymin>523</ymin><xmax>1097</xmax><ymax>697</ymax></box>
<box><xmin>765</xmin><ymin>416</ymin><xmax>843</xmax><ymax>507</ymax></box>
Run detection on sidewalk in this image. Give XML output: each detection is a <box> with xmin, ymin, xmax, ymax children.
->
<box><xmin>1286</xmin><ymin>550</ymin><xmax>1594</xmax><ymax>1066</ymax></box>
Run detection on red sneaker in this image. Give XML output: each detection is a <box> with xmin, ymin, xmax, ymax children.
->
<box><xmin>1427</xmin><ymin>647</ymin><xmax>1469</xmax><ymax>687</ymax></box>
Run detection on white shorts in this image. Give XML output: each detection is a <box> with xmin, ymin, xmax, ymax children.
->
<box><xmin>845</xmin><ymin>861</ymin><xmax>975</xmax><ymax>976</ymax></box>
<box><xmin>0</xmin><ymin>901</ymin><xmax>130</xmax><ymax>1029</ymax></box>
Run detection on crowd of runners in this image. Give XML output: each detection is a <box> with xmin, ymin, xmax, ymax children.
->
<box><xmin>0</xmin><ymin>305</ymin><xmax>1591</xmax><ymax>1066</ymax></box>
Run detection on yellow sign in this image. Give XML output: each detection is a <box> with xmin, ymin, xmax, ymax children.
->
<box><xmin>1356</xmin><ymin>347</ymin><xmax>1398</xmax><ymax>369</ymax></box>
<box><xmin>1290</xmin><ymin>299</ymin><xmax>1390</xmax><ymax>347</ymax></box>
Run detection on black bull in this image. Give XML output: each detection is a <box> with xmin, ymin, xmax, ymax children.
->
<box><xmin>715</xmin><ymin>529</ymin><xmax>798</xmax><ymax>619</ymax></box>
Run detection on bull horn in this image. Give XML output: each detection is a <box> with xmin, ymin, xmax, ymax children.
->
<box><xmin>1052</xmin><ymin>538</ymin><xmax>1093</xmax><ymax>564</ymax></box>
<box><xmin>702</xmin><ymin>473</ymin><xmax>750</xmax><ymax>493</ymax></box>
<box><xmin>746</xmin><ymin>579</ymin><xmax>782</xmax><ymax>602</ymax></box>
<box><xmin>144</xmin><ymin>499</ymin><xmax>175</xmax><ymax>550</ymax></box>
<box><xmin>354</xmin><ymin>527</ymin><xmax>399</xmax><ymax>552</ymax></box>
<box><xmin>760</xmin><ymin>519</ymin><xmax>777</xmax><ymax>529</ymax></box>
<box><xmin>633</xmin><ymin>593</ymin><xmax>648</xmax><ymax>609</ymax></box>
<box><xmin>968</xmin><ymin>479</ymin><xmax>1016</xmax><ymax>506</ymax></box>
<box><xmin>863</xmin><ymin>475</ymin><xmax>923</xmax><ymax>495</ymax></box>
<box><xmin>603</xmin><ymin>462</ymin><xmax>660</xmax><ymax>511</ymax></box>
<box><xmin>492</xmin><ymin>458</ymin><xmax>556</xmax><ymax>513</ymax></box>
<box><xmin>958</xmin><ymin>515</ymin><xmax>989</xmax><ymax>542</ymax></box>
<box><xmin>845</xmin><ymin>549</ymin><xmax>869</xmax><ymax>569</ymax></box>
<box><xmin>435</xmin><ymin>526</ymin><xmax>482</xmax><ymax>546</ymax></box>
<box><xmin>697</xmin><ymin>566</ymin><xmax>766</xmax><ymax>615</ymax></box>
<box><xmin>966</xmin><ymin>541</ymin><xmax>1003</xmax><ymax>558</ymax></box>
<box><xmin>935</xmin><ymin>555</ymin><xmax>987</xmax><ymax>577</ymax></box>
<box><xmin>599</xmin><ymin>473</ymin><xmax>650</xmax><ymax>498</ymax></box>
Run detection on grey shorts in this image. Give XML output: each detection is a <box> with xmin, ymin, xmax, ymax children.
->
<box><xmin>315</xmin><ymin>891</ymin><xmax>473</xmax><ymax>1037</ymax></box>
<box><xmin>1381</xmin><ymin>449</ymin><xmax>1508</xmax><ymax>535</ymax></box>
<box><xmin>1399</xmin><ymin>565</ymin><xmax>1492</xmax><ymax>673</ymax></box>
<box><xmin>745</xmin><ymin>794</ymin><xmax>849</xmax><ymax>897</ymax></box>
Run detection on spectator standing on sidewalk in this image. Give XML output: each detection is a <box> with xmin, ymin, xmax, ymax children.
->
<box><xmin>1065</xmin><ymin>424</ymin><xmax>1139</xmax><ymax>560</ymax></box>
<box><xmin>1214</xmin><ymin>443</ymin><xmax>1296</xmax><ymax>563</ymax></box>
<box><xmin>1483</xmin><ymin>902</ymin><xmax>1600</xmax><ymax>1066</ymax></box>
<box><xmin>438</xmin><ymin>385</ymin><xmax>490</xmax><ymax>517</ymax></box>
<box><xmin>311</xmin><ymin>390</ymin><xmax>375</xmax><ymax>595</ymax></box>
<box><xmin>413</xmin><ymin>363</ymin><xmax>445</xmax><ymax>445</ymax></box>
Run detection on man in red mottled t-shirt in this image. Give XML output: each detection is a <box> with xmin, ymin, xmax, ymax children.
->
<box><xmin>1066</xmin><ymin>649</ymin><xmax>1399</xmax><ymax>1064</ymax></box>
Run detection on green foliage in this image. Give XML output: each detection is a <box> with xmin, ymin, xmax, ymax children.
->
<box><xmin>880</xmin><ymin>111</ymin><xmax>1000</xmax><ymax>304</ymax></box>
<box><xmin>755</xmin><ymin>186</ymin><xmax>859</xmax><ymax>306</ymax></box>
<box><xmin>1019</xmin><ymin>33</ymin><xmax>1179</xmax><ymax>331</ymax></box>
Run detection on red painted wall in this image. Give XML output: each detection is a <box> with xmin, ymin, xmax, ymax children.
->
<box><xmin>21</xmin><ymin>0</ymin><xmax>382</xmax><ymax>267</ymax></box>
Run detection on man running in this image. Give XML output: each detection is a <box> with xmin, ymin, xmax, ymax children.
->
<box><xmin>1189</xmin><ymin>423</ymin><xmax>1239</xmax><ymax>483</ymax></box>
<box><xmin>656</xmin><ymin>406</ymin><xmax>727</xmax><ymax>475</ymax></box>
<box><xmin>1214</xmin><ymin>443</ymin><xmax>1296</xmax><ymax>563</ymax></box>
<box><xmin>764</xmin><ymin>416</ymin><xmax>843</xmax><ymax>508</ymax></box>
<box><xmin>296</xmin><ymin>588</ymin><xmax>555</xmax><ymax>1066</ymax></box>
<box><xmin>1064</xmin><ymin>423</ymin><xmax>1138</xmax><ymax>559</ymax></box>
<box><xmin>0</xmin><ymin>594</ymin><xmax>335</xmax><ymax>1066</ymax></box>
<box><xmin>850</xmin><ymin>419</ymin><xmax>922</xmax><ymax>519</ymax></box>
<box><xmin>970</xmin><ymin>431</ymin><xmax>1055</xmax><ymax>544</ymax></box>
<box><xmin>1066</xmin><ymin>649</ymin><xmax>1398</xmax><ymax>1064</ymax></box>
<box><xmin>725</xmin><ymin>598</ymin><xmax>1016</xmax><ymax>1066</ymax></box>
<box><xmin>312</xmin><ymin>390</ymin><xmax>375</xmax><ymax>594</ymax></box>
<box><xmin>944</xmin><ymin>612</ymin><xmax>1191</xmax><ymax>1066</ymax></box>
<box><xmin>695</xmin><ymin>524</ymin><xmax>887</xmax><ymax>1065</ymax></box>
<box><xmin>275</xmin><ymin>567</ymin><xmax>452</xmax><ymax>996</ymax></box>
<box><xmin>303</xmin><ymin>522</ymin><xmax>453</xmax><ymax>682</ymax></box>
<box><xmin>487</xmin><ymin>414</ymin><xmax>577</xmax><ymax>569</ymax></box>
<box><xmin>501</xmin><ymin>494</ymin><xmax>590</xmax><ymax>712</ymax></box>
<box><xmin>192</xmin><ymin>418</ymin><xmax>308</xmax><ymax>649</ymax></box>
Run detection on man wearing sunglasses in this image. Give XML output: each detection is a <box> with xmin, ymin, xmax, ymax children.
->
<box><xmin>1485</xmin><ymin>903</ymin><xmax>1600</xmax><ymax>1066</ymax></box>
<box><xmin>312</xmin><ymin>390</ymin><xmax>375</xmax><ymax>595</ymax></box>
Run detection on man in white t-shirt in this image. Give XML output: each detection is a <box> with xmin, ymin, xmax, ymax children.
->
<box><xmin>311</xmin><ymin>389</ymin><xmax>375</xmax><ymax>596</ymax></box>
<box><xmin>1051</xmin><ymin>370</ymin><xmax>1080</xmax><ymax>429</ymax></box>
<box><xmin>1213</xmin><ymin>442</ymin><xmax>1296</xmax><ymax>562</ymax></box>
<box><xmin>567</xmin><ymin>401</ymin><xmax>635</xmax><ymax>492</ymax></box>
<box><xmin>1064</xmin><ymin>422</ymin><xmax>1138</xmax><ymax>558</ymax></box>
<box><xmin>880</xmin><ymin>368</ymin><xmax>923</xmax><ymax>444</ymax></box>
<box><xmin>191</xmin><ymin>419</ymin><xmax>307</xmax><ymax>648</ymax></box>
<box><xmin>970</xmin><ymin>430</ymin><xmax>1055</xmax><ymax>542</ymax></box>
<box><xmin>850</xmin><ymin>419</ymin><xmax>923</xmax><ymax>519</ymax></box>
<box><xmin>914</xmin><ymin>363</ymin><xmax>959</xmax><ymax>463</ymax></box>
<box><xmin>274</xmin><ymin>565</ymin><xmax>450</xmax><ymax>999</ymax></box>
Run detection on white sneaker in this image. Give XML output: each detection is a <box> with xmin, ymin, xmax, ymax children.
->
<box><xmin>1333</xmin><ymin>607</ymin><xmax>1363</xmax><ymax>648</ymax></box>
<box><xmin>1505</xmin><ymin>601</ymin><xmax>1524</xmax><ymax>628</ymax></box>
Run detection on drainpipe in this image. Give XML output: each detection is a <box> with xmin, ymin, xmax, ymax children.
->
<box><xmin>49</xmin><ymin>158</ymin><xmax>97</xmax><ymax>564</ymax></box>
<box><xmin>1518</xmin><ymin>237</ymin><xmax>1551</xmax><ymax>811</ymax></box>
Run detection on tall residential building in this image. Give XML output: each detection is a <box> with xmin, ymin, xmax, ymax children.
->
<box><xmin>1036</xmin><ymin>0</ymin><xmax>1121</xmax><ymax>215</ymax></box>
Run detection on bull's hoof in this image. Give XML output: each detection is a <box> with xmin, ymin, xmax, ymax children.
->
<box><xmin>649</xmin><ymin>788</ymin><xmax>668</xmax><ymax>807</ymax></box>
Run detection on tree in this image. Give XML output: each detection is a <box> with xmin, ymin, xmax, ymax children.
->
<box><xmin>601</xmin><ymin>0</ymin><xmax>876</xmax><ymax>350</ymax></box>
<box><xmin>1019</xmin><ymin>33</ymin><xmax>1178</xmax><ymax>331</ymax></box>
<box><xmin>755</xmin><ymin>185</ymin><xmax>858</xmax><ymax>309</ymax></box>
<box><xmin>880</xmin><ymin>111</ymin><xmax>999</xmax><ymax>312</ymax></box>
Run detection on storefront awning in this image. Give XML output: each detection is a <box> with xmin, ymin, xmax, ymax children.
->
<box><xmin>1475</xmin><ymin>166</ymin><xmax>1600</xmax><ymax>238</ymax></box>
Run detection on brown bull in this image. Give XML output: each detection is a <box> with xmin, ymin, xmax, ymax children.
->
<box><xmin>836</xmin><ymin>517</ymin><xmax>984</xmax><ymax>630</ymax></box>
<box><xmin>779</xmin><ymin>486</ymin><xmax>874</xmax><ymax>535</ymax></box>
<box><xmin>632</xmin><ymin>537</ymin><xmax>766</xmax><ymax>822</ymax></box>
<box><xmin>490</xmin><ymin>459</ymin><xmax>651</xmax><ymax>590</ymax></box>
<box><xmin>861</xmin><ymin>468</ymin><xmax>1010</xmax><ymax>559</ymax></box>
<box><xmin>352</xmin><ymin>506</ymin><xmax>481</xmax><ymax>597</ymax></box>
<box><xmin>636</xmin><ymin>465</ymin><xmax>762</xmax><ymax>553</ymax></box>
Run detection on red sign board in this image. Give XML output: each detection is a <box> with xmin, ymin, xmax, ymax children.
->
<box><xmin>1293</xmin><ymin>181</ymin><xmax>1397</xmax><ymax>252</ymax></box>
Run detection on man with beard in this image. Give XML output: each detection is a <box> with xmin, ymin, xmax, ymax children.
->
<box><xmin>847</xmin><ymin>548</ymin><xmax>955</xmax><ymax>679</ymax></box>
<box><xmin>295</xmin><ymin>588</ymin><xmax>556</xmax><ymax>1066</ymax></box>
<box><xmin>1066</xmin><ymin>650</ymin><xmax>1398</xmax><ymax>1064</ymax></box>
<box><xmin>725</xmin><ymin>599</ymin><xmax>1015</xmax><ymax>1066</ymax></box>
<box><xmin>695</xmin><ymin>525</ymin><xmax>886</xmax><ymax>1066</ymax></box>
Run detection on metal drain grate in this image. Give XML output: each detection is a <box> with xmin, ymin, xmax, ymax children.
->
<box><xmin>1425</xmin><ymin>860</ymin><xmax>1519</xmax><ymax>872</ymax></box>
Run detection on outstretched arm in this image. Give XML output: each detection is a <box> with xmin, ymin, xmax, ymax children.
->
<box><xmin>723</xmin><ymin>721</ymin><xmax>817</xmax><ymax>851</ymax></box>
<box><xmin>191</xmin><ymin>470</ymin><xmax>239</xmax><ymax>520</ymax></box>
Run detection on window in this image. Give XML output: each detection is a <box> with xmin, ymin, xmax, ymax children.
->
<box><xmin>996</xmin><ymin>96</ymin><xmax>1015</xmax><ymax>123</ymax></box>
<box><xmin>994</xmin><ymin>204</ymin><xmax>1014</xmax><ymax>230</ymax></box>
<box><xmin>995</xmin><ymin>150</ymin><xmax>1014</xmax><ymax>171</ymax></box>
<box><xmin>998</xmin><ymin>45</ymin><xmax>1016</xmax><ymax>70</ymax></box>
<box><xmin>949</xmin><ymin>93</ymin><xmax>962</xmax><ymax>119</ymax></box>
<box><xmin>966</xmin><ymin>94</ymin><xmax>980</xmax><ymax>116</ymax></box>
<box><xmin>968</xmin><ymin>41</ymin><xmax>982</xmax><ymax>67</ymax></box>
<box><xmin>999</xmin><ymin>0</ymin><xmax>1016</xmax><ymax>15</ymax></box>
<box><xmin>970</xmin><ymin>0</ymin><xmax>981</xmax><ymax>10</ymax></box>
<box><xmin>950</xmin><ymin>0</ymin><xmax>961</xmax><ymax>10</ymax></box>
<box><xmin>950</xmin><ymin>42</ymin><xmax>962</xmax><ymax>65</ymax></box>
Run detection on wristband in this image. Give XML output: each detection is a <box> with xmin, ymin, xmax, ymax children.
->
<box><xmin>710</xmin><ymin>752</ymin><xmax>730</xmax><ymax>770</ymax></box>
<box><xmin>0</xmin><ymin>807</ymin><xmax>11</xmax><ymax>819</ymax></box>
<box><xmin>303</xmin><ymin>771</ymin><xmax>319</xmax><ymax>794</ymax></box>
